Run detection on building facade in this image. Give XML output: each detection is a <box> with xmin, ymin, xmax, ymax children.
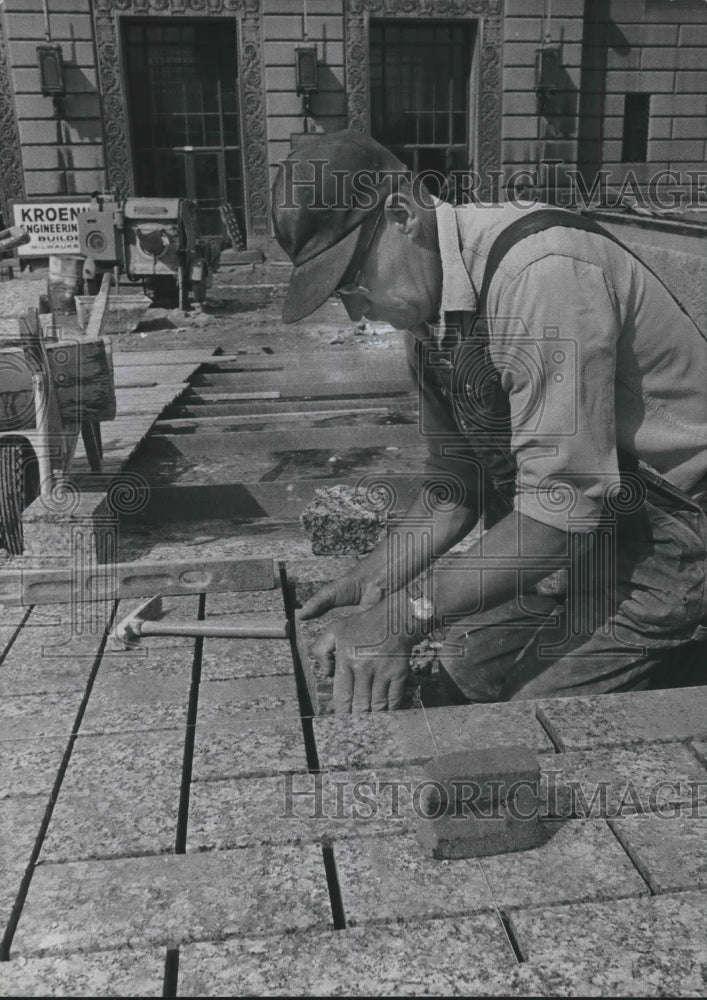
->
<box><xmin>0</xmin><ymin>0</ymin><xmax>705</xmax><ymax>253</ymax></box>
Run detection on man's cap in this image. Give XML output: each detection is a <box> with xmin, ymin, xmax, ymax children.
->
<box><xmin>271</xmin><ymin>129</ymin><xmax>407</xmax><ymax>323</ymax></box>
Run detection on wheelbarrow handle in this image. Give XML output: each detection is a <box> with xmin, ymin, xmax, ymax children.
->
<box><xmin>0</xmin><ymin>227</ymin><xmax>30</xmax><ymax>254</ymax></box>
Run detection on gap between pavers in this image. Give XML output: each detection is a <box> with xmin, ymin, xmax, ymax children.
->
<box><xmin>0</xmin><ymin>947</ymin><xmax>166</xmax><ymax>998</ymax></box>
<box><xmin>0</xmin><ymin>797</ymin><xmax>48</xmax><ymax>944</ymax></box>
<box><xmin>508</xmin><ymin>892</ymin><xmax>707</xmax><ymax>996</ymax></box>
<box><xmin>13</xmin><ymin>845</ymin><xmax>333</xmax><ymax>958</ymax></box>
<box><xmin>176</xmin><ymin>914</ymin><xmax>548</xmax><ymax>997</ymax></box>
<box><xmin>536</xmin><ymin>687</ymin><xmax>707</xmax><ymax>751</ymax></box>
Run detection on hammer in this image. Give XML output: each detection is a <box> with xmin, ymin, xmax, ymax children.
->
<box><xmin>114</xmin><ymin>595</ymin><xmax>290</xmax><ymax>648</ymax></box>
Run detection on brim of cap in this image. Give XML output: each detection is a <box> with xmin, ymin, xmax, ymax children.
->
<box><xmin>282</xmin><ymin>225</ymin><xmax>361</xmax><ymax>324</ymax></box>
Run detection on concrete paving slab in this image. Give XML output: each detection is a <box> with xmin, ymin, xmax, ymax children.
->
<box><xmin>425</xmin><ymin>703</ymin><xmax>555</xmax><ymax>756</ymax></box>
<box><xmin>177</xmin><ymin>915</ymin><xmax>548</xmax><ymax>997</ymax></box>
<box><xmin>510</xmin><ymin>892</ymin><xmax>707</xmax><ymax>996</ymax></box>
<box><xmin>0</xmin><ymin>797</ymin><xmax>46</xmax><ymax>941</ymax></box>
<box><xmin>1</xmin><ymin>738</ymin><xmax>66</xmax><ymax>798</ymax></box>
<box><xmin>197</xmin><ymin>676</ymin><xmax>300</xmax><ymax>721</ymax></box>
<box><xmin>40</xmin><ymin>731</ymin><xmax>184</xmax><ymax>863</ymax></box>
<box><xmin>15</xmin><ymin>846</ymin><xmax>332</xmax><ymax>957</ymax></box>
<box><xmin>539</xmin><ymin>743</ymin><xmax>707</xmax><ymax>818</ymax></box>
<box><xmin>0</xmin><ymin>624</ymin><xmax>104</xmax><ymax>697</ymax></box>
<box><xmin>200</xmin><ymin>636</ymin><xmax>295</xmax><ymax>680</ymax></box>
<box><xmin>0</xmin><ymin>948</ymin><xmax>165</xmax><ymax>998</ymax></box>
<box><xmin>312</xmin><ymin>711</ymin><xmax>438</xmax><ymax>770</ymax></box>
<box><xmin>186</xmin><ymin>765</ymin><xmax>427</xmax><ymax>851</ymax></box>
<box><xmin>537</xmin><ymin>688</ymin><xmax>707</xmax><ymax>751</ymax></box>
<box><xmin>334</xmin><ymin>832</ymin><xmax>495</xmax><ymax>926</ymax></box>
<box><xmin>482</xmin><ymin>819</ymin><xmax>650</xmax><ymax>909</ymax></box>
<box><xmin>0</xmin><ymin>690</ymin><xmax>84</xmax><ymax>740</ymax></box>
<box><xmin>610</xmin><ymin>814</ymin><xmax>707</xmax><ymax>893</ymax></box>
<box><xmin>191</xmin><ymin>715</ymin><xmax>308</xmax><ymax>780</ymax></box>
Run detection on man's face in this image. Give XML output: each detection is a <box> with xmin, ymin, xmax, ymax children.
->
<box><xmin>337</xmin><ymin>208</ymin><xmax>442</xmax><ymax>330</ymax></box>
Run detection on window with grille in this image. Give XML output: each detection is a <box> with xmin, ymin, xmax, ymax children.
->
<box><xmin>123</xmin><ymin>19</ymin><xmax>245</xmax><ymax>239</ymax></box>
<box><xmin>369</xmin><ymin>20</ymin><xmax>474</xmax><ymax>192</ymax></box>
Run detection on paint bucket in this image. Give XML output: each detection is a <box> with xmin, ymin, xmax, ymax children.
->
<box><xmin>47</xmin><ymin>255</ymin><xmax>84</xmax><ymax>313</ymax></box>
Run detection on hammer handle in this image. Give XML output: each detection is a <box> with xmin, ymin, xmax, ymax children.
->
<box><xmin>137</xmin><ymin>620</ymin><xmax>290</xmax><ymax>640</ymax></box>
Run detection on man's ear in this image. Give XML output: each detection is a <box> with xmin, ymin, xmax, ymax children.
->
<box><xmin>383</xmin><ymin>192</ymin><xmax>422</xmax><ymax>239</ymax></box>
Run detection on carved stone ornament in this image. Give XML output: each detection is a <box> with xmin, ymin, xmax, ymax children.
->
<box><xmin>344</xmin><ymin>0</ymin><xmax>503</xmax><ymax>200</ymax></box>
<box><xmin>0</xmin><ymin>12</ymin><xmax>26</xmax><ymax>220</ymax></box>
<box><xmin>91</xmin><ymin>0</ymin><xmax>269</xmax><ymax>240</ymax></box>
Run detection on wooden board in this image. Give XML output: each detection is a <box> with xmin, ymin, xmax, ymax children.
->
<box><xmin>153</xmin><ymin>423</ymin><xmax>423</xmax><ymax>456</ymax></box>
<box><xmin>0</xmin><ymin>556</ymin><xmax>276</xmax><ymax>606</ymax></box>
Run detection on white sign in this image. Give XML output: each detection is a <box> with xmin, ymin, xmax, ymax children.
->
<box><xmin>12</xmin><ymin>201</ymin><xmax>92</xmax><ymax>257</ymax></box>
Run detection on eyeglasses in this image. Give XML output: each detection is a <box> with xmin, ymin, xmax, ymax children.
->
<box><xmin>333</xmin><ymin>210</ymin><xmax>384</xmax><ymax>300</ymax></box>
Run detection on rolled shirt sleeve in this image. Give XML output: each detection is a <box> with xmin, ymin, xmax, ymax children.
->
<box><xmin>487</xmin><ymin>254</ymin><xmax>622</xmax><ymax>531</ymax></box>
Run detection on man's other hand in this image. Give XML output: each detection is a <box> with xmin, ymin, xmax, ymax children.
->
<box><xmin>310</xmin><ymin>603</ymin><xmax>412</xmax><ymax>713</ymax></box>
<box><xmin>297</xmin><ymin>575</ymin><xmax>385</xmax><ymax>621</ymax></box>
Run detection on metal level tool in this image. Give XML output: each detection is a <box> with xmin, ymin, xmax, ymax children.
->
<box><xmin>114</xmin><ymin>594</ymin><xmax>290</xmax><ymax>648</ymax></box>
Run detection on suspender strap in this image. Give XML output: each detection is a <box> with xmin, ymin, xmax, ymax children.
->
<box><xmin>476</xmin><ymin>207</ymin><xmax>697</xmax><ymax>327</ymax></box>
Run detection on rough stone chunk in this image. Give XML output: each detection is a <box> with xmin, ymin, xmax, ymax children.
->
<box><xmin>301</xmin><ymin>485</ymin><xmax>386</xmax><ymax>555</ymax></box>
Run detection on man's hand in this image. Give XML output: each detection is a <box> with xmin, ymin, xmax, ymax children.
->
<box><xmin>310</xmin><ymin>601</ymin><xmax>414</xmax><ymax>714</ymax></box>
<box><xmin>297</xmin><ymin>574</ymin><xmax>385</xmax><ymax>621</ymax></box>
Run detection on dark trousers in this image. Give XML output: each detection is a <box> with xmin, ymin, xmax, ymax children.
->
<box><xmin>436</xmin><ymin>489</ymin><xmax>707</xmax><ymax>702</ymax></box>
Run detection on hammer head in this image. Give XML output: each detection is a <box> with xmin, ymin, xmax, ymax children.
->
<box><xmin>113</xmin><ymin>595</ymin><xmax>163</xmax><ymax>649</ymax></box>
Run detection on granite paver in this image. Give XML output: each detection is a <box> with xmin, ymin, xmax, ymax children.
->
<box><xmin>334</xmin><ymin>832</ymin><xmax>495</xmax><ymax>925</ymax></box>
<box><xmin>481</xmin><ymin>819</ymin><xmax>649</xmax><ymax>909</ymax></box>
<box><xmin>538</xmin><ymin>743</ymin><xmax>707</xmax><ymax>818</ymax></box>
<box><xmin>0</xmin><ymin>624</ymin><xmax>105</xmax><ymax>697</ymax></box>
<box><xmin>15</xmin><ymin>846</ymin><xmax>332</xmax><ymax>956</ymax></box>
<box><xmin>177</xmin><ymin>914</ymin><xmax>548</xmax><ymax>997</ymax></box>
<box><xmin>200</xmin><ymin>636</ymin><xmax>295</xmax><ymax>680</ymax></box>
<box><xmin>425</xmin><ymin>704</ymin><xmax>555</xmax><ymax>756</ymax></box>
<box><xmin>610</xmin><ymin>814</ymin><xmax>707</xmax><ymax>893</ymax></box>
<box><xmin>196</xmin><ymin>676</ymin><xmax>300</xmax><ymax>721</ymax></box>
<box><xmin>191</xmin><ymin>715</ymin><xmax>308</xmax><ymax>780</ymax></box>
<box><xmin>312</xmin><ymin>711</ymin><xmax>438</xmax><ymax>770</ymax></box>
<box><xmin>0</xmin><ymin>948</ymin><xmax>165</xmax><ymax>997</ymax></box>
<box><xmin>40</xmin><ymin>731</ymin><xmax>185</xmax><ymax>862</ymax></box>
<box><xmin>0</xmin><ymin>738</ymin><xmax>67</xmax><ymax>799</ymax></box>
<box><xmin>510</xmin><ymin>891</ymin><xmax>707</xmax><ymax>996</ymax></box>
<box><xmin>537</xmin><ymin>688</ymin><xmax>707</xmax><ymax>751</ymax></box>
<box><xmin>204</xmin><ymin>588</ymin><xmax>285</xmax><ymax>616</ymax></box>
<box><xmin>0</xmin><ymin>690</ymin><xmax>84</xmax><ymax>741</ymax></box>
<box><xmin>187</xmin><ymin>765</ymin><xmax>427</xmax><ymax>851</ymax></box>
<box><xmin>81</xmin><ymin>649</ymin><xmax>195</xmax><ymax>735</ymax></box>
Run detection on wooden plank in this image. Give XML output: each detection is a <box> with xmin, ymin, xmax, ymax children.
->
<box><xmin>0</xmin><ymin>557</ymin><xmax>276</xmax><ymax>606</ymax></box>
<box><xmin>85</xmin><ymin>272</ymin><xmax>112</xmax><ymax>339</ymax></box>
<box><xmin>189</xmin><ymin>380</ymin><xmax>414</xmax><ymax>403</ymax></box>
<box><xmin>173</xmin><ymin>395</ymin><xmax>415</xmax><ymax>418</ymax></box>
<box><xmin>193</xmin><ymin>353</ymin><xmax>410</xmax><ymax>386</ymax></box>
<box><xmin>153</xmin><ymin>424</ymin><xmax>423</xmax><ymax>456</ymax></box>
<box><xmin>111</xmin><ymin>349</ymin><xmax>220</xmax><ymax>367</ymax></box>
<box><xmin>154</xmin><ymin>406</ymin><xmax>406</xmax><ymax>430</ymax></box>
<box><xmin>114</xmin><ymin>365</ymin><xmax>202</xmax><ymax>388</ymax></box>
